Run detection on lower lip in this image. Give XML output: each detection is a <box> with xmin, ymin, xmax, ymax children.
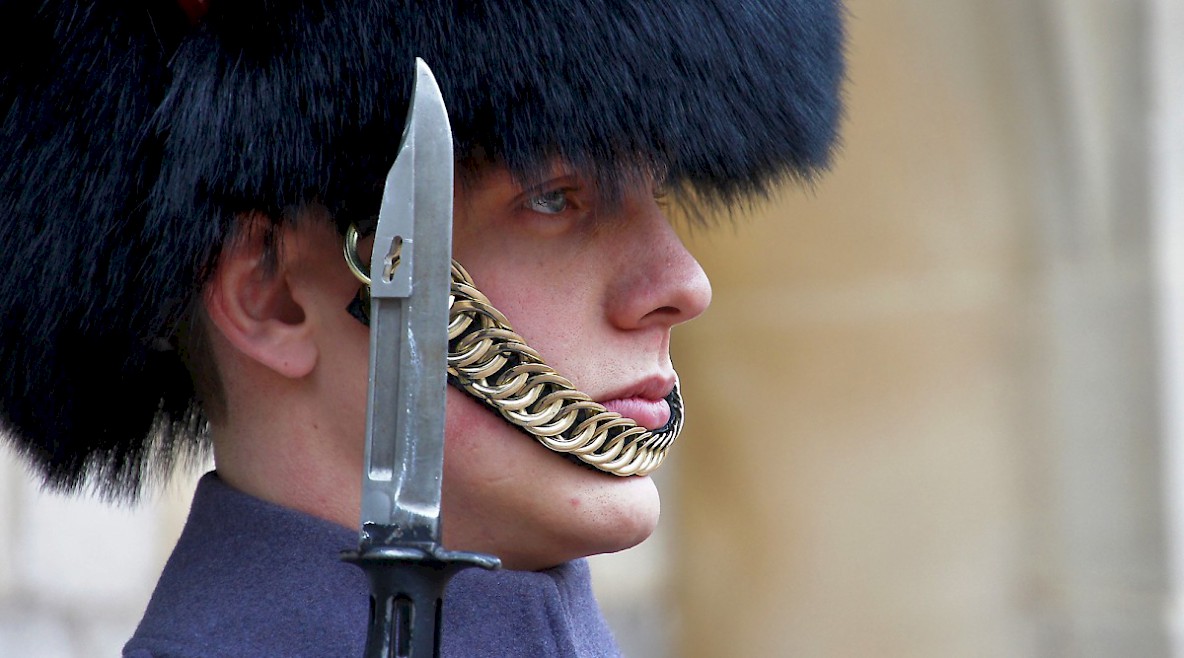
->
<box><xmin>600</xmin><ymin>397</ymin><xmax>671</xmax><ymax>430</ymax></box>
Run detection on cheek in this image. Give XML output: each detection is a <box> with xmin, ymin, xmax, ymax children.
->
<box><xmin>439</xmin><ymin>390</ymin><xmax>548</xmax><ymax>552</ymax></box>
<box><xmin>444</xmin><ymin>391</ymin><xmax>514</xmax><ymax>478</ymax></box>
<box><xmin>442</xmin><ymin>387</ymin><xmax>558</xmax><ymax>486</ymax></box>
<box><xmin>452</xmin><ymin>222</ymin><xmax>615</xmax><ymax>379</ymax></box>
<box><xmin>465</xmin><ymin>267</ymin><xmax>603</xmax><ymax>378</ymax></box>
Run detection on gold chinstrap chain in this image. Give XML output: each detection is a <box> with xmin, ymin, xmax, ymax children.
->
<box><xmin>344</xmin><ymin>225</ymin><xmax>681</xmax><ymax>476</ymax></box>
<box><xmin>447</xmin><ymin>261</ymin><xmax>681</xmax><ymax>476</ymax></box>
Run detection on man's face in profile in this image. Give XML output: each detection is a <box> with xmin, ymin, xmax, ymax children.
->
<box><xmin>321</xmin><ymin>163</ymin><xmax>711</xmax><ymax>570</ymax></box>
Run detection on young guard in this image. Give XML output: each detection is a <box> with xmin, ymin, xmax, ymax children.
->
<box><xmin>0</xmin><ymin>1</ymin><xmax>844</xmax><ymax>655</ymax></box>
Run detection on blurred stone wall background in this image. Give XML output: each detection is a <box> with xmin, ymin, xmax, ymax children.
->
<box><xmin>3</xmin><ymin>0</ymin><xmax>1182</xmax><ymax>656</ymax></box>
<box><xmin>667</xmin><ymin>0</ymin><xmax>1184</xmax><ymax>656</ymax></box>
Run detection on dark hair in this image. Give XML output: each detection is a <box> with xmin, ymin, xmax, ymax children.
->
<box><xmin>0</xmin><ymin>0</ymin><xmax>845</xmax><ymax>499</ymax></box>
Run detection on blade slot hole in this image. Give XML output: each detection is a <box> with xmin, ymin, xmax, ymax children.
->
<box><xmin>383</xmin><ymin>235</ymin><xmax>404</xmax><ymax>282</ymax></box>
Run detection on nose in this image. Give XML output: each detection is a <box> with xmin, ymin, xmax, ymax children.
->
<box><xmin>608</xmin><ymin>198</ymin><xmax>712</xmax><ymax>331</ymax></box>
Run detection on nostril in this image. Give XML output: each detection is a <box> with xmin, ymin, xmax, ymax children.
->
<box><xmin>638</xmin><ymin>305</ymin><xmax>690</xmax><ymax>327</ymax></box>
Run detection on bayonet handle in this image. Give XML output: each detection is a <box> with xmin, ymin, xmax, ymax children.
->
<box><xmin>343</xmin><ymin>544</ymin><xmax>500</xmax><ymax>657</ymax></box>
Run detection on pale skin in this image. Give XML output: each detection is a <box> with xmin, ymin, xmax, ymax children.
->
<box><xmin>203</xmin><ymin>164</ymin><xmax>711</xmax><ymax>571</ymax></box>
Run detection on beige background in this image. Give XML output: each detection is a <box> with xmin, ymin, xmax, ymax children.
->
<box><xmin>4</xmin><ymin>0</ymin><xmax>1184</xmax><ymax>656</ymax></box>
<box><xmin>671</xmin><ymin>0</ymin><xmax>1034</xmax><ymax>652</ymax></box>
<box><xmin>659</xmin><ymin>0</ymin><xmax>1184</xmax><ymax>656</ymax></box>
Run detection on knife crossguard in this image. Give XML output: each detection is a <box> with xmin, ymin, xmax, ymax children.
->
<box><xmin>344</xmin><ymin>225</ymin><xmax>683</xmax><ymax>477</ymax></box>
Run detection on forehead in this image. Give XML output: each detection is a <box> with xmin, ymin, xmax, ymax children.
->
<box><xmin>457</xmin><ymin>158</ymin><xmax>661</xmax><ymax>202</ymax></box>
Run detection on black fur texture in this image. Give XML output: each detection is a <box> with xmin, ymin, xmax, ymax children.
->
<box><xmin>0</xmin><ymin>0</ymin><xmax>845</xmax><ymax>498</ymax></box>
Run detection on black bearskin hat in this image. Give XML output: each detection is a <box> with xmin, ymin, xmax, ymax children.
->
<box><xmin>0</xmin><ymin>0</ymin><xmax>845</xmax><ymax>499</ymax></box>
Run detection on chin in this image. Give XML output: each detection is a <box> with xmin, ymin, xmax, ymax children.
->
<box><xmin>462</xmin><ymin>456</ymin><xmax>664</xmax><ymax>572</ymax></box>
<box><xmin>442</xmin><ymin>391</ymin><xmax>664</xmax><ymax>570</ymax></box>
<box><xmin>553</xmin><ymin>463</ymin><xmax>662</xmax><ymax>559</ymax></box>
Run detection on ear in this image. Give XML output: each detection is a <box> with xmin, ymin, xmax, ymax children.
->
<box><xmin>203</xmin><ymin>217</ymin><xmax>318</xmax><ymax>379</ymax></box>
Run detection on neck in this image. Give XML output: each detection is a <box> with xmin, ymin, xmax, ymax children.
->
<box><xmin>210</xmin><ymin>393</ymin><xmax>363</xmax><ymax>533</ymax></box>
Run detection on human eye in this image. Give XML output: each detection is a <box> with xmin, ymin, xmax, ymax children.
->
<box><xmin>524</xmin><ymin>188</ymin><xmax>570</xmax><ymax>215</ymax></box>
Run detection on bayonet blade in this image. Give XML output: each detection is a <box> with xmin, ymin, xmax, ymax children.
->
<box><xmin>359</xmin><ymin>58</ymin><xmax>453</xmax><ymax>548</ymax></box>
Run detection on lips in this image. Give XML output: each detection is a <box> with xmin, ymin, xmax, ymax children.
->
<box><xmin>598</xmin><ymin>376</ymin><xmax>676</xmax><ymax>430</ymax></box>
<box><xmin>599</xmin><ymin>397</ymin><xmax>671</xmax><ymax>430</ymax></box>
